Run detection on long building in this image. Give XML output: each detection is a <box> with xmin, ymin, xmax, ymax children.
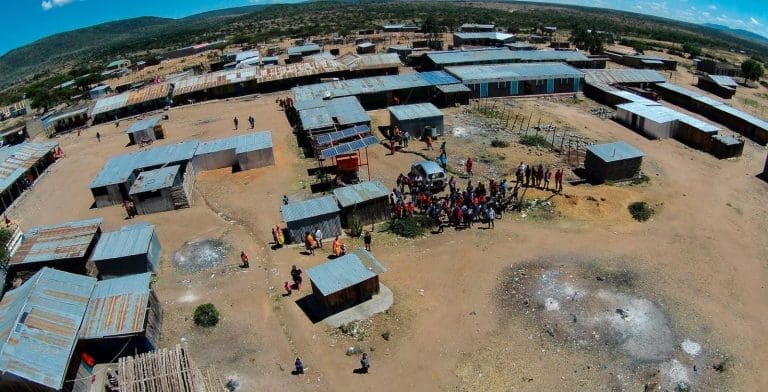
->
<box><xmin>0</xmin><ymin>141</ymin><xmax>60</xmax><ymax>215</ymax></box>
<box><xmin>91</xmin><ymin>83</ymin><xmax>172</xmax><ymax>124</ymax></box>
<box><xmin>422</xmin><ymin>48</ymin><xmax>599</xmax><ymax>69</ymax></box>
<box><xmin>453</xmin><ymin>32</ymin><xmax>515</xmax><ymax>47</ymax></box>
<box><xmin>444</xmin><ymin>63</ymin><xmax>584</xmax><ymax>98</ymax></box>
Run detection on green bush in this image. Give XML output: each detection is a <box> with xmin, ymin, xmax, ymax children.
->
<box><xmin>193</xmin><ymin>303</ymin><xmax>220</xmax><ymax>327</ymax></box>
<box><xmin>390</xmin><ymin>215</ymin><xmax>434</xmax><ymax>238</ymax></box>
<box><xmin>630</xmin><ymin>173</ymin><xmax>650</xmax><ymax>185</ymax></box>
<box><xmin>628</xmin><ymin>201</ymin><xmax>654</xmax><ymax>222</ymax></box>
<box><xmin>519</xmin><ymin>134</ymin><xmax>549</xmax><ymax>147</ymax></box>
<box><xmin>349</xmin><ymin>217</ymin><xmax>363</xmax><ymax>237</ymax></box>
<box><xmin>490</xmin><ymin>139</ymin><xmax>509</xmax><ymax>148</ymax></box>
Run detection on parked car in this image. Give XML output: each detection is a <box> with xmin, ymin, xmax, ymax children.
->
<box><xmin>410</xmin><ymin>160</ymin><xmax>447</xmax><ymax>191</ymax></box>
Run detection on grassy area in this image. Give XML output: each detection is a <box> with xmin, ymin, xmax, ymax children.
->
<box><xmin>519</xmin><ymin>134</ymin><xmax>549</xmax><ymax>148</ymax></box>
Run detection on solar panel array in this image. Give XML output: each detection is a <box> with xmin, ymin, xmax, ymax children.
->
<box><xmin>314</xmin><ymin>125</ymin><xmax>371</xmax><ymax>146</ymax></box>
<box><xmin>320</xmin><ymin>136</ymin><xmax>379</xmax><ymax>160</ymax></box>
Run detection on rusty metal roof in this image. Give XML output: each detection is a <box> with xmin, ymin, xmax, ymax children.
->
<box><xmin>171</xmin><ymin>68</ymin><xmax>260</xmax><ymax>96</ymax></box>
<box><xmin>11</xmin><ymin>218</ymin><xmax>102</xmax><ymax>265</ymax></box>
<box><xmin>0</xmin><ymin>141</ymin><xmax>59</xmax><ymax>194</ymax></box>
<box><xmin>79</xmin><ymin>272</ymin><xmax>152</xmax><ymax>339</ymax></box>
<box><xmin>332</xmin><ymin>180</ymin><xmax>388</xmax><ymax>207</ymax></box>
<box><xmin>91</xmin><ymin>83</ymin><xmax>171</xmax><ymax>116</ymax></box>
<box><xmin>0</xmin><ymin>268</ymin><xmax>96</xmax><ymax>390</ymax></box>
<box><xmin>337</xmin><ymin>53</ymin><xmax>402</xmax><ymax>70</ymax></box>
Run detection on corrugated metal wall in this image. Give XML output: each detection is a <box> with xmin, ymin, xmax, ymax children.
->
<box><xmin>192</xmin><ymin>150</ymin><xmax>236</xmax><ymax>172</ymax></box>
<box><xmin>340</xmin><ymin>199</ymin><xmax>389</xmax><ymax>228</ymax></box>
<box><xmin>391</xmin><ymin>116</ymin><xmax>444</xmax><ymax>139</ymax></box>
<box><xmin>237</xmin><ymin>148</ymin><xmax>274</xmax><ymax>170</ymax></box>
<box><xmin>134</xmin><ymin>189</ymin><xmax>175</xmax><ymax>215</ymax></box>
<box><xmin>285</xmin><ymin>214</ymin><xmax>342</xmax><ymax>244</ymax></box>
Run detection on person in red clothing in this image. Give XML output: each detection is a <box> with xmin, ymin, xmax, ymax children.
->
<box><xmin>240</xmin><ymin>251</ymin><xmax>250</xmax><ymax>268</ymax></box>
<box><xmin>554</xmin><ymin>168</ymin><xmax>563</xmax><ymax>193</ymax></box>
<box><xmin>389</xmin><ymin>138</ymin><xmax>396</xmax><ymax>155</ymax></box>
<box><xmin>465</xmin><ymin>157</ymin><xmax>473</xmax><ymax>177</ymax></box>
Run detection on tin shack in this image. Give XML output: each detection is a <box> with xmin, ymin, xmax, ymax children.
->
<box><xmin>584</xmin><ymin>141</ymin><xmax>645</xmax><ymax>183</ymax></box>
<box><xmin>90</xmin><ymin>223</ymin><xmax>162</xmax><ymax>279</ymax></box>
<box><xmin>128</xmin><ymin>165</ymin><xmax>186</xmax><ymax>215</ymax></box>
<box><xmin>389</xmin><ymin>103</ymin><xmax>444</xmax><ymax>139</ymax></box>
<box><xmin>332</xmin><ymin>181</ymin><xmax>390</xmax><ymax>227</ymax></box>
<box><xmin>280</xmin><ymin>196</ymin><xmax>341</xmax><ymax>243</ymax></box>
<box><xmin>126</xmin><ymin>116</ymin><xmax>165</xmax><ymax>145</ymax></box>
<box><xmin>307</xmin><ymin>250</ymin><xmax>386</xmax><ymax>314</ymax></box>
<box><xmin>192</xmin><ymin>131</ymin><xmax>275</xmax><ymax>172</ymax></box>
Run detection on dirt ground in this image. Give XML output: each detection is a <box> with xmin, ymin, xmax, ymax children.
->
<box><xmin>6</xmin><ymin>70</ymin><xmax>768</xmax><ymax>391</ymax></box>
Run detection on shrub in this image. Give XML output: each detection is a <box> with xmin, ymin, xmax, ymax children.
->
<box><xmin>519</xmin><ymin>134</ymin><xmax>549</xmax><ymax>147</ymax></box>
<box><xmin>630</xmin><ymin>173</ymin><xmax>650</xmax><ymax>185</ymax></box>
<box><xmin>390</xmin><ymin>215</ymin><xmax>433</xmax><ymax>238</ymax></box>
<box><xmin>490</xmin><ymin>139</ymin><xmax>509</xmax><ymax>148</ymax></box>
<box><xmin>194</xmin><ymin>303</ymin><xmax>220</xmax><ymax>327</ymax></box>
<box><xmin>628</xmin><ymin>201</ymin><xmax>654</xmax><ymax>222</ymax></box>
<box><xmin>349</xmin><ymin>217</ymin><xmax>363</xmax><ymax>237</ymax></box>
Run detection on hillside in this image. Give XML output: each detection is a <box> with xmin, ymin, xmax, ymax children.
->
<box><xmin>702</xmin><ymin>23</ymin><xmax>768</xmax><ymax>45</ymax></box>
<box><xmin>1</xmin><ymin>0</ymin><xmax>768</xmax><ymax>90</ymax></box>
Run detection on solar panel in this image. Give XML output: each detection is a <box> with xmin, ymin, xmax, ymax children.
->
<box><xmin>313</xmin><ymin>125</ymin><xmax>372</xmax><ymax>146</ymax></box>
<box><xmin>320</xmin><ymin>135</ymin><xmax>380</xmax><ymax>159</ymax></box>
<box><xmin>336</xmin><ymin>143</ymin><xmax>352</xmax><ymax>154</ymax></box>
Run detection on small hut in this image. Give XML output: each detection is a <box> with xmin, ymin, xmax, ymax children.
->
<box><xmin>129</xmin><ymin>165</ymin><xmax>185</xmax><ymax>215</ymax></box>
<box><xmin>90</xmin><ymin>223</ymin><xmax>162</xmax><ymax>279</ymax></box>
<box><xmin>585</xmin><ymin>141</ymin><xmax>645</xmax><ymax>182</ymax></box>
<box><xmin>126</xmin><ymin>117</ymin><xmax>165</xmax><ymax>145</ymax></box>
<box><xmin>193</xmin><ymin>131</ymin><xmax>274</xmax><ymax>172</ymax></box>
<box><xmin>434</xmin><ymin>84</ymin><xmax>471</xmax><ymax>107</ymax></box>
<box><xmin>280</xmin><ymin>196</ymin><xmax>341</xmax><ymax>243</ymax></box>
<box><xmin>709</xmin><ymin>134</ymin><xmax>744</xmax><ymax>159</ymax></box>
<box><xmin>332</xmin><ymin>181</ymin><xmax>390</xmax><ymax>227</ymax></box>
<box><xmin>307</xmin><ymin>249</ymin><xmax>386</xmax><ymax>314</ymax></box>
<box><xmin>356</xmin><ymin>42</ymin><xmax>376</xmax><ymax>54</ymax></box>
<box><xmin>389</xmin><ymin>103</ymin><xmax>444</xmax><ymax>139</ymax></box>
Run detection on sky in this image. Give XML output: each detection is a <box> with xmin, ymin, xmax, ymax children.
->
<box><xmin>0</xmin><ymin>0</ymin><xmax>766</xmax><ymax>56</ymax></box>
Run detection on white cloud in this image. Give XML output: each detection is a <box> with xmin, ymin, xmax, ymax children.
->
<box><xmin>750</xmin><ymin>17</ymin><xmax>761</xmax><ymax>26</ymax></box>
<box><xmin>702</xmin><ymin>11</ymin><xmax>710</xmax><ymax>18</ymax></box>
<box><xmin>41</xmin><ymin>0</ymin><xmax>75</xmax><ymax>11</ymax></box>
<box><xmin>708</xmin><ymin>4</ymin><xmax>717</xmax><ymax>10</ymax></box>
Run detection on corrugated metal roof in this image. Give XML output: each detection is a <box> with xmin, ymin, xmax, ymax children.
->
<box><xmin>292</xmin><ymin>72</ymin><xmax>459</xmax><ymax>101</ymax></box>
<box><xmin>91</xmin><ymin>92</ymin><xmax>129</xmax><ymax>116</ymax></box>
<box><xmin>616</xmin><ymin>102</ymin><xmax>720</xmax><ymax>133</ymax></box>
<box><xmin>583</xmin><ymin>69</ymin><xmax>666</xmax><ymax>85</ymax></box>
<box><xmin>332</xmin><ymin>181</ymin><xmax>388</xmax><ymax>207</ymax></box>
<box><xmin>0</xmin><ymin>141</ymin><xmax>59</xmax><ymax>193</ymax></box>
<box><xmin>44</xmin><ymin>106</ymin><xmax>90</xmax><ymax>125</ymax></box>
<box><xmin>338</xmin><ymin>53</ymin><xmax>402</xmax><ymax>70</ymax></box>
<box><xmin>281</xmin><ymin>195</ymin><xmax>339</xmax><ymax>223</ymax></box>
<box><xmin>91</xmin><ymin>140</ymin><xmax>199</xmax><ymax>188</ymax></box>
<box><xmin>657</xmin><ymin>83</ymin><xmax>768</xmax><ymax>131</ymax></box>
<box><xmin>427</xmin><ymin>48</ymin><xmax>589</xmax><ymax>66</ymax></box>
<box><xmin>299</xmin><ymin>107</ymin><xmax>334</xmax><ymax>130</ymax></box>
<box><xmin>298</xmin><ymin>96</ymin><xmax>370</xmax><ymax>131</ymax></box>
<box><xmin>258</xmin><ymin>58</ymin><xmax>348</xmax><ymax>83</ymax></box>
<box><xmin>357</xmin><ymin>42</ymin><xmax>375</xmax><ymax>48</ymax></box>
<box><xmin>454</xmin><ymin>32</ymin><xmax>515</xmax><ymax>41</ymax></box>
<box><xmin>79</xmin><ymin>272</ymin><xmax>151</xmax><ymax>339</ymax></box>
<box><xmin>0</xmin><ymin>268</ymin><xmax>96</xmax><ymax>390</ymax></box>
<box><xmin>389</xmin><ymin>103</ymin><xmax>443</xmax><ymax>121</ymax></box>
<box><xmin>172</xmin><ymin>68</ymin><xmax>260</xmax><ymax>96</ymax></box>
<box><xmin>587</xmin><ymin>141</ymin><xmax>645</xmax><ymax>162</ymax></box>
<box><xmin>351</xmin><ymin>249</ymin><xmax>387</xmax><ymax>274</ymax></box>
<box><xmin>610</xmin><ymin>90</ymin><xmax>658</xmax><ymax>105</ymax></box>
<box><xmin>506</xmin><ymin>41</ymin><xmax>537</xmax><ymax>48</ymax></box>
<box><xmin>90</xmin><ymin>223</ymin><xmax>155</xmax><ymax>261</ymax></box>
<box><xmin>706</xmin><ymin>75</ymin><xmax>738</xmax><ymax>87</ymax></box>
<box><xmin>437</xmin><ymin>83</ymin><xmax>472</xmax><ymax>93</ymax></box>
<box><xmin>196</xmin><ymin>131</ymin><xmax>273</xmax><ymax>155</ymax></box>
<box><xmin>446</xmin><ymin>63</ymin><xmax>583</xmax><ymax>84</ymax></box>
<box><xmin>235</xmin><ymin>51</ymin><xmax>259</xmax><ymax>63</ymax></box>
<box><xmin>307</xmin><ymin>253</ymin><xmax>377</xmax><ymax>296</ymax></box>
<box><xmin>711</xmin><ymin>134</ymin><xmax>742</xmax><ymax>145</ymax></box>
<box><xmin>287</xmin><ymin>44</ymin><xmax>321</xmax><ymax>56</ymax></box>
<box><xmin>129</xmin><ymin>165</ymin><xmax>180</xmax><ymax>194</ymax></box>
<box><xmin>11</xmin><ymin>218</ymin><xmax>102</xmax><ymax>265</ymax></box>
<box><xmin>461</xmin><ymin>23</ymin><xmax>495</xmax><ymax>29</ymax></box>
<box><xmin>91</xmin><ymin>83</ymin><xmax>170</xmax><ymax>116</ymax></box>
<box><xmin>126</xmin><ymin>117</ymin><xmax>162</xmax><ymax>134</ymax></box>
<box><xmin>107</xmin><ymin>59</ymin><xmax>129</xmax><ymax>68</ymax></box>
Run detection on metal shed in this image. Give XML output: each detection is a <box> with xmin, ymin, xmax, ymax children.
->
<box><xmin>280</xmin><ymin>195</ymin><xmax>341</xmax><ymax>243</ymax></box>
<box><xmin>0</xmin><ymin>141</ymin><xmax>60</xmax><ymax>216</ymax></box>
<box><xmin>129</xmin><ymin>165</ymin><xmax>184</xmax><ymax>215</ymax></box>
<box><xmin>709</xmin><ymin>134</ymin><xmax>744</xmax><ymax>159</ymax></box>
<box><xmin>9</xmin><ymin>218</ymin><xmax>102</xmax><ymax>280</ymax></box>
<box><xmin>585</xmin><ymin>141</ymin><xmax>645</xmax><ymax>182</ymax></box>
<box><xmin>193</xmin><ymin>131</ymin><xmax>274</xmax><ymax>171</ymax></box>
<box><xmin>307</xmin><ymin>250</ymin><xmax>385</xmax><ymax>314</ymax></box>
<box><xmin>79</xmin><ymin>272</ymin><xmax>162</xmax><ymax>362</ymax></box>
<box><xmin>332</xmin><ymin>181</ymin><xmax>390</xmax><ymax>227</ymax></box>
<box><xmin>0</xmin><ymin>268</ymin><xmax>96</xmax><ymax>391</ymax></box>
<box><xmin>126</xmin><ymin>116</ymin><xmax>165</xmax><ymax>145</ymax></box>
<box><xmin>389</xmin><ymin>103</ymin><xmax>444</xmax><ymax>138</ymax></box>
<box><xmin>90</xmin><ymin>223</ymin><xmax>162</xmax><ymax>279</ymax></box>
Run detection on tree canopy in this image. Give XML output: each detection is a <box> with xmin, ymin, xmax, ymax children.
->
<box><xmin>741</xmin><ymin>59</ymin><xmax>764</xmax><ymax>82</ymax></box>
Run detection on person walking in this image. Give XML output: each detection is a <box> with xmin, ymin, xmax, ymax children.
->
<box><xmin>487</xmin><ymin>206</ymin><xmax>495</xmax><ymax>229</ymax></box>
<box><xmin>425</xmin><ymin>135</ymin><xmax>434</xmax><ymax>150</ymax></box>
<box><xmin>537</xmin><ymin>165</ymin><xmax>544</xmax><ymax>189</ymax></box>
<box><xmin>440</xmin><ymin>141</ymin><xmax>446</xmax><ymax>156</ymax></box>
<box><xmin>291</xmin><ymin>265</ymin><xmax>303</xmax><ymax>290</ymax></box>
<box><xmin>363</xmin><ymin>230</ymin><xmax>372</xmax><ymax>251</ymax></box>
<box><xmin>314</xmin><ymin>227</ymin><xmax>323</xmax><ymax>248</ymax></box>
<box><xmin>294</xmin><ymin>358</ymin><xmax>304</xmax><ymax>374</ymax></box>
<box><xmin>282</xmin><ymin>195</ymin><xmax>289</xmax><ymax>205</ymax></box>
<box><xmin>249</xmin><ymin>116</ymin><xmax>255</xmax><ymax>129</ymax></box>
<box><xmin>389</xmin><ymin>138</ymin><xmax>396</xmax><ymax>155</ymax></box>
<box><xmin>544</xmin><ymin>167</ymin><xmax>551</xmax><ymax>190</ymax></box>
<box><xmin>240</xmin><ymin>251</ymin><xmax>250</xmax><ymax>268</ymax></box>
<box><xmin>284</xmin><ymin>281</ymin><xmax>292</xmax><ymax>296</ymax></box>
<box><xmin>359</xmin><ymin>353</ymin><xmax>370</xmax><ymax>374</ymax></box>
<box><xmin>554</xmin><ymin>168</ymin><xmax>563</xmax><ymax>193</ymax></box>
<box><xmin>465</xmin><ymin>157</ymin><xmax>473</xmax><ymax>178</ymax></box>
<box><xmin>96</xmin><ymin>132</ymin><xmax>101</xmax><ymax>142</ymax></box>
<box><xmin>233</xmin><ymin>117</ymin><xmax>239</xmax><ymax>130</ymax></box>
<box><xmin>402</xmin><ymin>131</ymin><xmax>410</xmax><ymax>147</ymax></box>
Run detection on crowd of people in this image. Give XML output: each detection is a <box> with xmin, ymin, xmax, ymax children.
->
<box><xmin>514</xmin><ymin>161</ymin><xmax>564</xmax><ymax>193</ymax></box>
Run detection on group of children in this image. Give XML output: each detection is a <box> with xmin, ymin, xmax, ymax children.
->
<box><xmin>514</xmin><ymin>161</ymin><xmax>564</xmax><ymax>193</ymax></box>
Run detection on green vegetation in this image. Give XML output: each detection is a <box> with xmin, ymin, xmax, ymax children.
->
<box><xmin>519</xmin><ymin>134</ymin><xmax>549</xmax><ymax>148</ymax></box>
<box><xmin>0</xmin><ymin>227</ymin><xmax>14</xmax><ymax>271</ymax></box>
<box><xmin>389</xmin><ymin>215</ymin><xmax>433</xmax><ymax>238</ymax></box>
<box><xmin>628</xmin><ymin>201</ymin><xmax>654</xmax><ymax>222</ymax></box>
<box><xmin>741</xmin><ymin>59</ymin><xmax>765</xmax><ymax>81</ymax></box>
<box><xmin>348</xmin><ymin>217</ymin><xmax>363</xmax><ymax>237</ymax></box>
<box><xmin>193</xmin><ymin>303</ymin><xmax>220</xmax><ymax>327</ymax></box>
<box><xmin>681</xmin><ymin>42</ymin><xmax>702</xmax><ymax>58</ymax></box>
<box><xmin>630</xmin><ymin>173</ymin><xmax>651</xmax><ymax>185</ymax></box>
<box><xmin>570</xmin><ymin>26</ymin><xmax>605</xmax><ymax>54</ymax></box>
<box><xmin>491</xmin><ymin>139</ymin><xmax>509</xmax><ymax>148</ymax></box>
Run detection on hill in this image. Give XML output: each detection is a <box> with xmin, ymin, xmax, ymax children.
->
<box><xmin>702</xmin><ymin>23</ymin><xmax>768</xmax><ymax>45</ymax></box>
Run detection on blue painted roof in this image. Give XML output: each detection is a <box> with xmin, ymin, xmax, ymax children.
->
<box><xmin>389</xmin><ymin>103</ymin><xmax>443</xmax><ymax>121</ymax></box>
<box><xmin>437</xmin><ymin>83</ymin><xmax>472</xmax><ymax>93</ymax></box>
<box><xmin>281</xmin><ymin>195</ymin><xmax>339</xmax><ymax>222</ymax></box>
<box><xmin>126</xmin><ymin>117</ymin><xmax>162</xmax><ymax>134</ymax></box>
<box><xmin>298</xmin><ymin>97</ymin><xmax>370</xmax><ymax>131</ymax></box>
<box><xmin>0</xmin><ymin>268</ymin><xmax>96</xmax><ymax>390</ymax></box>
<box><xmin>707</xmin><ymin>75</ymin><xmax>738</xmax><ymax>87</ymax></box>
<box><xmin>446</xmin><ymin>63</ymin><xmax>584</xmax><ymax>84</ymax></box>
<box><xmin>0</xmin><ymin>141</ymin><xmax>59</xmax><ymax>193</ymax></box>
<box><xmin>332</xmin><ymin>181</ymin><xmax>389</xmax><ymax>207</ymax></box>
<box><xmin>587</xmin><ymin>141</ymin><xmax>645</xmax><ymax>163</ymax></box>
<box><xmin>711</xmin><ymin>134</ymin><xmax>743</xmax><ymax>146</ymax></box>
<box><xmin>11</xmin><ymin>218</ymin><xmax>103</xmax><ymax>265</ymax></box>
<box><xmin>427</xmin><ymin>48</ymin><xmax>588</xmax><ymax>66</ymax></box>
<box><xmin>90</xmin><ymin>223</ymin><xmax>155</xmax><ymax>261</ymax></box>
<box><xmin>307</xmin><ymin>252</ymin><xmax>378</xmax><ymax>296</ymax></box>
<box><xmin>91</xmin><ymin>140</ymin><xmax>199</xmax><ymax>188</ymax></box>
<box><xmin>454</xmin><ymin>32</ymin><xmax>515</xmax><ymax>41</ymax></box>
<box><xmin>287</xmin><ymin>44</ymin><xmax>321</xmax><ymax>56</ymax></box>
<box><xmin>80</xmin><ymin>272</ymin><xmax>152</xmax><ymax>339</ymax></box>
<box><xmin>292</xmin><ymin>72</ymin><xmax>459</xmax><ymax>101</ymax></box>
<box><xmin>195</xmin><ymin>131</ymin><xmax>273</xmax><ymax>155</ymax></box>
<box><xmin>658</xmin><ymin>83</ymin><xmax>768</xmax><ymax>131</ymax></box>
<box><xmin>129</xmin><ymin>165</ymin><xmax>180</xmax><ymax>194</ymax></box>
<box><xmin>583</xmin><ymin>69</ymin><xmax>666</xmax><ymax>85</ymax></box>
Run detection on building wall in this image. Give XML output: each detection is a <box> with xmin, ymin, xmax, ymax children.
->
<box><xmin>339</xmin><ymin>198</ymin><xmax>389</xmax><ymax>228</ymax></box>
<box><xmin>675</xmin><ymin>122</ymin><xmax>715</xmax><ymax>151</ymax></box>
<box><xmin>615</xmin><ymin>108</ymin><xmax>674</xmax><ymax>139</ymax></box>
<box><xmin>237</xmin><ymin>148</ymin><xmax>275</xmax><ymax>171</ymax></box>
<box><xmin>0</xmin><ymin>376</ymin><xmax>57</xmax><ymax>392</ymax></box>
<box><xmin>192</xmin><ymin>149</ymin><xmax>237</xmax><ymax>172</ymax></box>
<box><xmin>465</xmin><ymin>78</ymin><xmax>580</xmax><ymax>98</ymax></box>
<box><xmin>133</xmin><ymin>188</ymin><xmax>175</xmax><ymax>215</ymax></box>
<box><xmin>390</xmin><ymin>114</ymin><xmax>444</xmax><ymax>138</ymax></box>
<box><xmin>710</xmin><ymin>138</ymin><xmax>744</xmax><ymax>159</ymax></box>
<box><xmin>313</xmin><ymin>275</ymin><xmax>379</xmax><ymax>314</ymax></box>
<box><xmin>584</xmin><ymin>152</ymin><xmax>643</xmax><ymax>182</ymax></box>
<box><xmin>696</xmin><ymin>78</ymin><xmax>736</xmax><ymax>99</ymax></box>
<box><xmin>285</xmin><ymin>213</ymin><xmax>342</xmax><ymax>244</ymax></box>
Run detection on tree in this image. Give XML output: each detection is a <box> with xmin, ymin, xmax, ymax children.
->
<box><xmin>570</xmin><ymin>26</ymin><xmax>604</xmax><ymax>54</ymax></box>
<box><xmin>193</xmin><ymin>303</ymin><xmax>220</xmax><ymax>327</ymax></box>
<box><xmin>681</xmin><ymin>43</ymin><xmax>702</xmax><ymax>58</ymax></box>
<box><xmin>632</xmin><ymin>41</ymin><xmax>647</xmax><ymax>55</ymax></box>
<box><xmin>741</xmin><ymin>59</ymin><xmax>764</xmax><ymax>81</ymax></box>
<box><xmin>441</xmin><ymin>16</ymin><xmax>457</xmax><ymax>33</ymax></box>
<box><xmin>421</xmin><ymin>15</ymin><xmax>442</xmax><ymax>48</ymax></box>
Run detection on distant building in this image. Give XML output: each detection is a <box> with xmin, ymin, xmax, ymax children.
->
<box><xmin>90</xmin><ymin>223</ymin><xmax>162</xmax><ymax>279</ymax></box>
<box><xmin>697</xmin><ymin>74</ymin><xmax>738</xmax><ymax>99</ymax></box>
<box><xmin>584</xmin><ymin>141</ymin><xmax>644</xmax><ymax>182</ymax></box>
<box><xmin>43</xmin><ymin>104</ymin><xmax>90</xmax><ymax>135</ymax></box>
<box><xmin>0</xmin><ymin>141</ymin><xmax>61</xmax><ymax>216</ymax></box>
<box><xmin>549</xmin><ymin>41</ymin><xmax>570</xmax><ymax>49</ymax></box>
<box><xmin>383</xmin><ymin>24</ymin><xmax>419</xmax><ymax>33</ymax></box>
<box><xmin>604</xmin><ymin>50</ymin><xmax>677</xmax><ymax>71</ymax></box>
<box><xmin>126</xmin><ymin>116</ymin><xmax>165</xmax><ymax>145</ymax></box>
<box><xmin>90</xmin><ymin>83</ymin><xmax>173</xmax><ymax>123</ymax></box>
<box><xmin>356</xmin><ymin>42</ymin><xmax>376</xmax><ymax>54</ymax></box>
<box><xmin>307</xmin><ymin>249</ymin><xmax>386</xmax><ymax>314</ymax></box>
<box><xmin>387</xmin><ymin>45</ymin><xmax>413</xmax><ymax>60</ymax></box>
<box><xmin>280</xmin><ymin>196</ymin><xmax>341</xmax><ymax>243</ymax></box>
<box><xmin>89</xmin><ymin>85</ymin><xmax>112</xmax><ymax>100</ymax></box>
<box><xmin>453</xmin><ymin>32</ymin><xmax>515</xmax><ymax>47</ymax></box>
<box><xmin>506</xmin><ymin>41</ymin><xmax>537</xmax><ymax>51</ymax></box>
<box><xmin>106</xmin><ymin>59</ymin><xmax>131</xmax><ymax>72</ymax></box>
<box><xmin>445</xmin><ymin>63</ymin><xmax>584</xmax><ymax>98</ymax></box>
<box><xmin>287</xmin><ymin>44</ymin><xmax>322</xmax><ymax>63</ymax></box>
<box><xmin>459</xmin><ymin>23</ymin><xmax>495</xmax><ymax>32</ymax></box>
<box><xmin>709</xmin><ymin>134</ymin><xmax>744</xmax><ymax>159</ymax></box>
<box><xmin>697</xmin><ymin>58</ymin><xmax>740</xmax><ymax>77</ymax></box>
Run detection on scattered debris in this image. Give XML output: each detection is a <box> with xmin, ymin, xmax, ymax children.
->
<box><xmin>173</xmin><ymin>238</ymin><xmax>232</xmax><ymax>272</ymax></box>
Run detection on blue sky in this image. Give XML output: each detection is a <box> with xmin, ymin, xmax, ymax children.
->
<box><xmin>1</xmin><ymin>0</ymin><xmax>766</xmax><ymax>56</ymax></box>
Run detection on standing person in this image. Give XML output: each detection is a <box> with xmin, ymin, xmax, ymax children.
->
<box><xmin>524</xmin><ymin>165</ymin><xmax>532</xmax><ymax>187</ymax></box>
<box><xmin>465</xmin><ymin>157</ymin><xmax>473</xmax><ymax>178</ymax></box>
<box><xmin>359</xmin><ymin>353</ymin><xmax>370</xmax><ymax>374</ymax></box>
<box><xmin>544</xmin><ymin>167</ymin><xmax>551</xmax><ymax>190</ymax></box>
<box><xmin>284</xmin><ymin>281</ymin><xmax>292</xmax><ymax>296</ymax></box>
<box><xmin>276</xmin><ymin>225</ymin><xmax>285</xmax><ymax>247</ymax></box>
<box><xmin>291</xmin><ymin>265</ymin><xmax>303</xmax><ymax>290</ymax></box>
<box><xmin>516</xmin><ymin>162</ymin><xmax>525</xmax><ymax>185</ymax></box>
<box><xmin>332</xmin><ymin>236</ymin><xmax>343</xmax><ymax>257</ymax></box>
<box><xmin>96</xmin><ymin>132</ymin><xmax>101</xmax><ymax>142</ymax></box>
<box><xmin>240</xmin><ymin>251</ymin><xmax>250</xmax><ymax>268</ymax></box>
<box><xmin>425</xmin><ymin>135</ymin><xmax>434</xmax><ymax>150</ymax></box>
<box><xmin>233</xmin><ymin>117</ymin><xmax>239</xmax><ymax>130</ymax></box>
<box><xmin>440</xmin><ymin>141</ymin><xmax>446</xmax><ymax>156</ymax></box>
<box><xmin>314</xmin><ymin>227</ymin><xmax>323</xmax><ymax>248</ymax></box>
<box><xmin>487</xmin><ymin>206</ymin><xmax>495</xmax><ymax>229</ymax></box>
<box><xmin>448</xmin><ymin>175</ymin><xmax>457</xmax><ymax>194</ymax></box>
<box><xmin>537</xmin><ymin>165</ymin><xmax>544</xmax><ymax>189</ymax></box>
<box><xmin>304</xmin><ymin>232</ymin><xmax>315</xmax><ymax>255</ymax></box>
<box><xmin>249</xmin><ymin>116</ymin><xmax>255</xmax><ymax>129</ymax></box>
<box><xmin>389</xmin><ymin>138</ymin><xmax>396</xmax><ymax>155</ymax></box>
<box><xmin>272</xmin><ymin>227</ymin><xmax>280</xmax><ymax>247</ymax></box>
<box><xmin>438</xmin><ymin>152</ymin><xmax>447</xmax><ymax>170</ymax></box>
<box><xmin>555</xmin><ymin>168</ymin><xmax>563</xmax><ymax>193</ymax></box>
<box><xmin>294</xmin><ymin>358</ymin><xmax>304</xmax><ymax>374</ymax></box>
<box><xmin>402</xmin><ymin>131</ymin><xmax>410</xmax><ymax>147</ymax></box>
<box><xmin>363</xmin><ymin>231</ymin><xmax>372</xmax><ymax>251</ymax></box>
<box><xmin>282</xmin><ymin>195</ymin><xmax>289</xmax><ymax>205</ymax></box>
